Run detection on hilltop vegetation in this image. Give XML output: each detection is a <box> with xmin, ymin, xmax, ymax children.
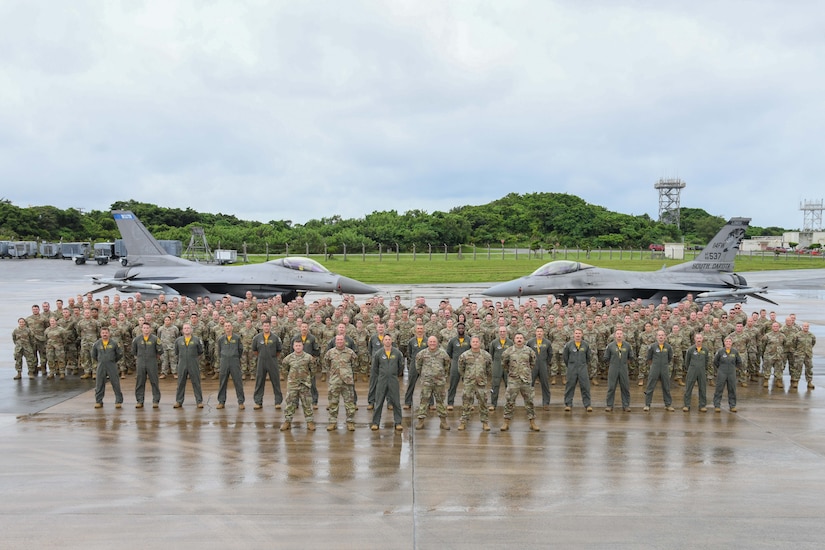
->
<box><xmin>0</xmin><ymin>194</ymin><xmax>786</xmax><ymax>254</ymax></box>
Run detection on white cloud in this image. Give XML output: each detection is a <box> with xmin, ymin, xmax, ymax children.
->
<box><xmin>1</xmin><ymin>0</ymin><xmax>824</xmax><ymax>229</ymax></box>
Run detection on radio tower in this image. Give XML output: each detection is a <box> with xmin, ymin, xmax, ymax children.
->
<box><xmin>654</xmin><ymin>177</ymin><xmax>686</xmax><ymax>228</ymax></box>
<box><xmin>800</xmin><ymin>199</ymin><xmax>823</xmax><ymax>231</ymax></box>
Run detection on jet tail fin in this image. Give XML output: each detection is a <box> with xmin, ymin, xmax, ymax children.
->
<box><xmin>669</xmin><ymin>217</ymin><xmax>750</xmax><ymax>273</ymax></box>
<box><xmin>113</xmin><ymin>210</ymin><xmax>191</xmax><ymax>267</ymax></box>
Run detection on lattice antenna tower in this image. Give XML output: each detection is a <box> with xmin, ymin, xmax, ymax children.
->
<box><xmin>654</xmin><ymin>177</ymin><xmax>686</xmax><ymax>228</ymax></box>
<box><xmin>800</xmin><ymin>200</ymin><xmax>823</xmax><ymax>231</ymax></box>
<box><xmin>183</xmin><ymin>226</ymin><xmax>214</xmax><ymax>262</ymax></box>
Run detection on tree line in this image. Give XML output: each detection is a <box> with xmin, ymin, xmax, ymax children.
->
<box><xmin>0</xmin><ymin>194</ymin><xmax>787</xmax><ymax>254</ymax></box>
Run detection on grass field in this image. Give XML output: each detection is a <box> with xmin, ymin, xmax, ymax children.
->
<box><xmin>239</xmin><ymin>250</ymin><xmax>825</xmax><ymax>284</ymax></box>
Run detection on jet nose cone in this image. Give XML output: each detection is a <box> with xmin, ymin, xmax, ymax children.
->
<box><xmin>482</xmin><ymin>280</ymin><xmax>524</xmax><ymax>297</ymax></box>
<box><xmin>335</xmin><ymin>275</ymin><xmax>378</xmax><ymax>295</ymax></box>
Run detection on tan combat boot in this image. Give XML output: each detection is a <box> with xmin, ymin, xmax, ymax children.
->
<box><xmin>440</xmin><ymin>418</ymin><xmax>450</xmax><ymax>431</ymax></box>
<box><xmin>775</xmin><ymin>379</ymin><xmax>784</xmax><ymax>389</ymax></box>
<box><xmin>415</xmin><ymin>418</ymin><xmax>425</xmax><ymax>430</ymax></box>
<box><xmin>638</xmin><ymin>378</ymin><xmax>645</xmax><ymax>386</ymax></box>
<box><xmin>457</xmin><ymin>422</ymin><xmax>466</xmax><ymax>431</ymax></box>
<box><xmin>481</xmin><ymin>421</ymin><xmax>490</xmax><ymax>432</ymax></box>
<box><xmin>346</xmin><ymin>422</ymin><xmax>355</xmax><ymax>431</ymax></box>
<box><xmin>550</xmin><ymin>376</ymin><xmax>557</xmax><ymax>385</ymax></box>
<box><xmin>529</xmin><ymin>419</ymin><xmax>540</xmax><ymax>432</ymax></box>
<box><xmin>500</xmin><ymin>419</ymin><xmax>510</xmax><ymax>431</ymax></box>
<box><xmin>591</xmin><ymin>377</ymin><xmax>599</xmax><ymax>386</ymax></box>
<box><xmin>678</xmin><ymin>377</ymin><xmax>686</xmax><ymax>387</ymax></box>
<box><xmin>307</xmin><ymin>422</ymin><xmax>316</xmax><ymax>431</ymax></box>
<box><xmin>791</xmin><ymin>380</ymin><xmax>798</xmax><ymax>389</ymax></box>
<box><xmin>808</xmin><ymin>381</ymin><xmax>816</xmax><ymax>390</ymax></box>
<box><xmin>327</xmin><ymin>423</ymin><xmax>337</xmax><ymax>431</ymax></box>
<box><xmin>763</xmin><ymin>379</ymin><xmax>769</xmax><ymax>388</ymax></box>
<box><xmin>279</xmin><ymin>421</ymin><xmax>291</xmax><ymax>431</ymax></box>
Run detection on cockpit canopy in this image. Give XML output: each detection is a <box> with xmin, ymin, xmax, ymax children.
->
<box><xmin>269</xmin><ymin>257</ymin><xmax>330</xmax><ymax>273</ymax></box>
<box><xmin>530</xmin><ymin>260</ymin><xmax>594</xmax><ymax>277</ymax></box>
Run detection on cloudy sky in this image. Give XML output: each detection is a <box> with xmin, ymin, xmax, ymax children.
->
<box><xmin>2</xmin><ymin>0</ymin><xmax>823</xmax><ymax>229</ymax></box>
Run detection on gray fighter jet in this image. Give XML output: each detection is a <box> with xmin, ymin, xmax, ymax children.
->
<box><xmin>483</xmin><ymin>217</ymin><xmax>776</xmax><ymax>304</ymax></box>
<box><xmin>91</xmin><ymin>210</ymin><xmax>377</xmax><ymax>302</ymax></box>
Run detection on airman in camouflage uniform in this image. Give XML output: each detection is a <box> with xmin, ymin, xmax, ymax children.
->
<box><xmin>414</xmin><ymin>336</ymin><xmax>452</xmax><ymax>430</ymax></box>
<box><xmin>792</xmin><ymin>322</ymin><xmax>816</xmax><ymax>390</ymax></box>
<box><xmin>353</xmin><ymin>320</ymin><xmax>371</xmax><ymax>379</ymax></box>
<box><xmin>581</xmin><ymin>320</ymin><xmax>600</xmax><ymax>385</ymax></box>
<box><xmin>594</xmin><ymin>315</ymin><xmax>611</xmax><ymax>380</ymax></box>
<box><xmin>280</xmin><ymin>341</ymin><xmax>316</xmax><ymax>431</ymax></box>
<box><xmin>667</xmin><ymin>324</ymin><xmax>688</xmax><ymax>386</ymax></box>
<box><xmin>728</xmin><ymin>323</ymin><xmax>751</xmax><ymax>387</ymax></box>
<box><xmin>780</xmin><ymin>316</ymin><xmax>801</xmax><ymax>383</ymax></box>
<box><xmin>501</xmin><ymin>333</ymin><xmax>539</xmax><ymax>431</ymax></box>
<box><xmin>761</xmin><ymin>322</ymin><xmax>786</xmax><ymax>388</ymax></box>
<box><xmin>26</xmin><ymin>305</ymin><xmax>48</xmax><ymax>374</ymax></box>
<box><xmin>637</xmin><ymin>323</ymin><xmax>656</xmax><ymax>386</ymax></box>
<box><xmin>239</xmin><ymin>319</ymin><xmax>258</xmax><ymax>380</ymax></box>
<box><xmin>76</xmin><ymin>310</ymin><xmax>101</xmax><ymax>379</ymax></box>
<box><xmin>323</xmin><ymin>335</ymin><xmax>358</xmax><ymax>431</ymax></box>
<box><xmin>744</xmin><ymin>318</ymin><xmax>762</xmax><ymax>382</ymax></box>
<box><xmin>12</xmin><ymin>318</ymin><xmax>35</xmax><ymax>379</ymax></box>
<box><xmin>116</xmin><ymin>315</ymin><xmax>135</xmax><ymax>377</ymax></box>
<box><xmin>457</xmin><ymin>336</ymin><xmax>493</xmax><ymax>431</ymax></box>
<box><xmin>157</xmin><ymin>317</ymin><xmax>179</xmax><ymax>378</ymax></box>
<box><xmin>58</xmin><ymin>309</ymin><xmax>78</xmax><ymax>374</ymax></box>
<box><xmin>548</xmin><ymin>319</ymin><xmax>568</xmax><ymax>385</ymax></box>
<box><xmin>44</xmin><ymin>317</ymin><xmax>68</xmax><ymax>379</ymax></box>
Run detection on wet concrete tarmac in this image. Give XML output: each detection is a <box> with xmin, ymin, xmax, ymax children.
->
<box><xmin>1</xmin><ymin>260</ymin><xmax>825</xmax><ymax>548</ymax></box>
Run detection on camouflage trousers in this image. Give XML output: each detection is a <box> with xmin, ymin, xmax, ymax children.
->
<box><xmin>460</xmin><ymin>381</ymin><xmax>489</xmax><ymax>423</ymax></box>
<box><xmin>503</xmin><ymin>378</ymin><xmax>536</xmax><ymax>420</ymax></box>
<box><xmin>327</xmin><ymin>381</ymin><xmax>356</xmax><ymax>422</ymax></box>
<box><xmin>14</xmin><ymin>345</ymin><xmax>36</xmax><ymax>373</ymax></box>
<box><xmin>357</xmin><ymin>353</ymin><xmax>370</xmax><ymax>375</ymax></box>
<box><xmin>160</xmin><ymin>347</ymin><xmax>176</xmax><ymax>375</ymax></box>
<box><xmin>748</xmin><ymin>351</ymin><xmax>760</xmax><ymax>377</ymax></box>
<box><xmin>638</xmin><ymin>357</ymin><xmax>650</xmax><ymax>380</ymax></box>
<box><xmin>737</xmin><ymin>356</ymin><xmax>749</xmax><ymax>384</ymax></box>
<box><xmin>65</xmin><ymin>342</ymin><xmax>78</xmax><ymax>369</ymax></box>
<box><xmin>284</xmin><ymin>383</ymin><xmax>314</xmax><ymax>422</ymax></box>
<box><xmin>762</xmin><ymin>354</ymin><xmax>784</xmax><ymax>380</ymax></box>
<box><xmin>417</xmin><ymin>382</ymin><xmax>447</xmax><ymax>419</ymax></box>
<box><xmin>33</xmin><ymin>339</ymin><xmax>46</xmax><ymax>369</ymax></box>
<box><xmin>589</xmin><ymin>353</ymin><xmax>600</xmax><ymax>379</ymax></box>
<box><xmin>792</xmin><ymin>355</ymin><xmax>813</xmax><ymax>381</ymax></box>
<box><xmin>46</xmin><ymin>343</ymin><xmax>66</xmax><ymax>375</ymax></box>
<box><xmin>670</xmin><ymin>354</ymin><xmax>684</xmax><ymax>381</ymax></box>
<box><xmin>240</xmin><ymin>350</ymin><xmax>254</xmax><ymax>375</ymax></box>
<box><xmin>550</xmin><ymin>353</ymin><xmax>566</xmax><ymax>377</ymax></box>
<box><xmin>120</xmin><ymin>348</ymin><xmax>135</xmax><ymax>374</ymax></box>
<box><xmin>80</xmin><ymin>340</ymin><xmax>95</xmax><ymax>374</ymax></box>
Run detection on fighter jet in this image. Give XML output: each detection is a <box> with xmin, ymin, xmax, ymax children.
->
<box><xmin>91</xmin><ymin>210</ymin><xmax>378</xmax><ymax>302</ymax></box>
<box><xmin>483</xmin><ymin>217</ymin><xmax>776</xmax><ymax>304</ymax></box>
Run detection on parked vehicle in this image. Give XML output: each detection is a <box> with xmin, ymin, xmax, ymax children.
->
<box><xmin>61</xmin><ymin>242</ymin><xmax>92</xmax><ymax>264</ymax></box>
<box><xmin>215</xmin><ymin>249</ymin><xmax>238</xmax><ymax>265</ymax></box>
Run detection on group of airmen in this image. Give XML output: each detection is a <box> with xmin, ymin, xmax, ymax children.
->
<box><xmin>11</xmin><ymin>290</ymin><xmax>817</xmax><ymax>431</ymax></box>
